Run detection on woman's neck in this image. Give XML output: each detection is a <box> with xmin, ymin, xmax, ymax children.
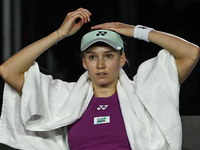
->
<box><xmin>92</xmin><ymin>81</ymin><xmax>117</xmax><ymax>98</ymax></box>
<box><xmin>94</xmin><ymin>88</ymin><xmax>116</xmax><ymax>98</ymax></box>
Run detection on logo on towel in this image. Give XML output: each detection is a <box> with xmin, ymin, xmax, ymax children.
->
<box><xmin>94</xmin><ymin>116</ymin><xmax>110</xmax><ymax>125</ymax></box>
<box><xmin>97</xmin><ymin>105</ymin><xmax>108</xmax><ymax>110</ymax></box>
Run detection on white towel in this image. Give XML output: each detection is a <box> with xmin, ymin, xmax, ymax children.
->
<box><xmin>0</xmin><ymin>49</ymin><xmax>181</xmax><ymax>150</ymax></box>
<box><xmin>118</xmin><ymin>49</ymin><xmax>181</xmax><ymax>149</ymax></box>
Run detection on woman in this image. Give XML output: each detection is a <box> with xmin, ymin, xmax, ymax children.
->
<box><xmin>0</xmin><ymin>8</ymin><xmax>199</xmax><ymax>150</ymax></box>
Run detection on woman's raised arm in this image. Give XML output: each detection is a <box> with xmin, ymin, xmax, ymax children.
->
<box><xmin>0</xmin><ymin>8</ymin><xmax>91</xmax><ymax>94</ymax></box>
<box><xmin>92</xmin><ymin>22</ymin><xmax>200</xmax><ymax>84</ymax></box>
<box><xmin>148</xmin><ymin>30</ymin><xmax>199</xmax><ymax>84</ymax></box>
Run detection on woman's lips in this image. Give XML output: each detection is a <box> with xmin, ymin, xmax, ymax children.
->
<box><xmin>96</xmin><ymin>72</ymin><xmax>107</xmax><ymax>77</ymax></box>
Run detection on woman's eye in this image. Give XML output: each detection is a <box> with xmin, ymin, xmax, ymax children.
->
<box><xmin>105</xmin><ymin>54</ymin><xmax>113</xmax><ymax>58</ymax></box>
<box><xmin>89</xmin><ymin>55</ymin><xmax>95</xmax><ymax>59</ymax></box>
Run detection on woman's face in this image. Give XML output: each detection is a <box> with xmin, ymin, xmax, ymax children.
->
<box><xmin>82</xmin><ymin>46</ymin><xmax>125</xmax><ymax>88</ymax></box>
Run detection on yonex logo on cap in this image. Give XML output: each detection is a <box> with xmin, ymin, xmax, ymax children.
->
<box><xmin>96</xmin><ymin>31</ymin><xmax>107</xmax><ymax>36</ymax></box>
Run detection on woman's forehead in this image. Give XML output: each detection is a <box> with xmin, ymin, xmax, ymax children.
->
<box><xmin>84</xmin><ymin>46</ymin><xmax>117</xmax><ymax>53</ymax></box>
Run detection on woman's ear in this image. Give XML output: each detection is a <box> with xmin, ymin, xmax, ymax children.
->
<box><xmin>82</xmin><ymin>57</ymin><xmax>87</xmax><ymax>70</ymax></box>
<box><xmin>120</xmin><ymin>52</ymin><xmax>126</xmax><ymax>67</ymax></box>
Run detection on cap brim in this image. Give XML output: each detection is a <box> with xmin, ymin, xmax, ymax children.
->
<box><xmin>81</xmin><ymin>38</ymin><xmax>122</xmax><ymax>51</ymax></box>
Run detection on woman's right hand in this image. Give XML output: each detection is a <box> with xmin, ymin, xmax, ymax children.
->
<box><xmin>0</xmin><ymin>8</ymin><xmax>92</xmax><ymax>94</ymax></box>
<box><xmin>58</xmin><ymin>8</ymin><xmax>92</xmax><ymax>40</ymax></box>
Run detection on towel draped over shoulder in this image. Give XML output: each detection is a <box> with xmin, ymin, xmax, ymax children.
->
<box><xmin>0</xmin><ymin>49</ymin><xmax>182</xmax><ymax>150</ymax></box>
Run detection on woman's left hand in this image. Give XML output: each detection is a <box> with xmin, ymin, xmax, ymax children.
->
<box><xmin>91</xmin><ymin>22</ymin><xmax>135</xmax><ymax>37</ymax></box>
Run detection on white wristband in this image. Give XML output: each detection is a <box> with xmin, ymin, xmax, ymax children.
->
<box><xmin>133</xmin><ymin>25</ymin><xmax>154</xmax><ymax>42</ymax></box>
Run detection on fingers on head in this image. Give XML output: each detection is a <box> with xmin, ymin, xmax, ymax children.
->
<box><xmin>91</xmin><ymin>23</ymin><xmax>115</xmax><ymax>30</ymax></box>
<box><xmin>78</xmin><ymin>8</ymin><xmax>92</xmax><ymax>15</ymax></box>
<box><xmin>72</xmin><ymin>8</ymin><xmax>91</xmax><ymax>23</ymax></box>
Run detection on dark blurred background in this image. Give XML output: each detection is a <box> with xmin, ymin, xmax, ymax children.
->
<box><xmin>0</xmin><ymin>0</ymin><xmax>200</xmax><ymax>149</ymax></box>
<box><xmin>1</xmin><ymin>0</ymin><xmax>200</xmax><ymax>114</ymax></box>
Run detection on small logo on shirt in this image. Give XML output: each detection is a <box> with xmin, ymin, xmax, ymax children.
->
<box><xmin>97</xmin><ymin>105</ymin><xmax>108</xmax><ymax>110</ymax></box>
<box><xmin>94</xmin><ymin>116</ymin><xmax>110</xmax><ymax>125</ymax></box>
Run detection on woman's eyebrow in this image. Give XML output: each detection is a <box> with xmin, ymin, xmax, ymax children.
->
<box><xmin>105</xmin><ymin>50</ymin><xmax>117</xmax><ymax>53</ymax></box>
<box><xmin>84</xmin><ymin>51</ymin><xmax>96</xmax><ymax>54</ymax></box>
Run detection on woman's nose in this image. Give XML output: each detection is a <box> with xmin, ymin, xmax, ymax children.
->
<box><xmin>96</xmin><ymin>57</ymin><xmax>106</xmax><ymax>69</ymax></box>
